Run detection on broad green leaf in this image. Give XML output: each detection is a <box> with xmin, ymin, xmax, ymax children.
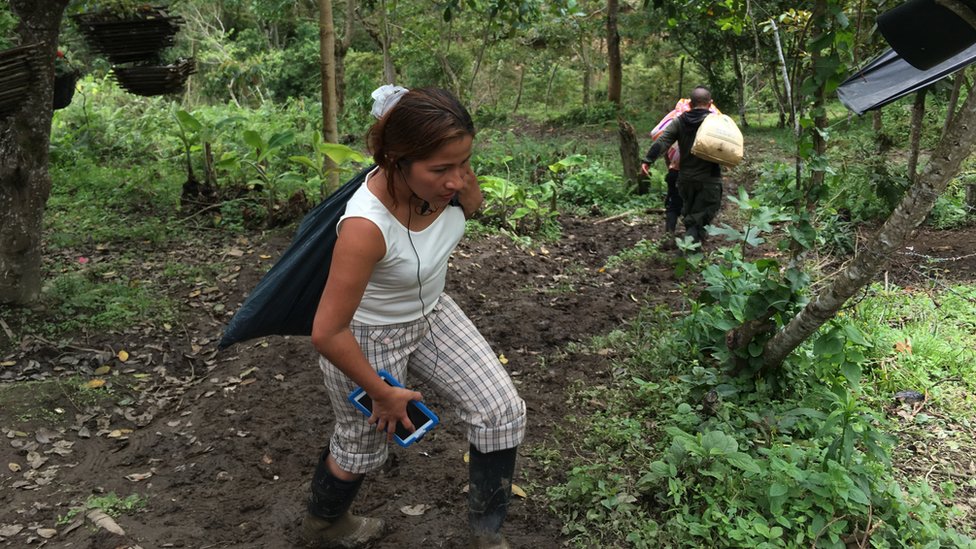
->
<box><xmin>769</xmin><ymin>483</ymin><xmax>789</xmax><ymax>498</ymax></box>
<box><xmin>840</xmin><ymin>361</ymin><xmax>861</xmax><ymax>386</ymax></box>
<box><xmin>268</xmin><ymin>130</ymin><xmax>295</xmax><ymax>150</ymax></box>
<box><xmin>726</xmin><ymin>451</ymin><xmax>761</xmax><ymax>474</ymax></box>
<box><xmin>175</xmin><ymin>110</ymin><xmax>202</xmax><ymax>132</ymax></box>
<box><xmin>319</xmin><ymin>143</ymin><xmax>367</xmax><ymax>165</ymax></box>
<box><xmin>289</xmin><ymin>155</ymin><xmax>320</xmax><ymax>171</ymax></box>
<box><xmin>243</xmin><ymin>130</ymin><xmax>264</xmax><ymax>150</ymax></box>
<box><xmin>701</xmin><ymin>430</ymin><xmax>737</xmax><ymax>456</ymax></box>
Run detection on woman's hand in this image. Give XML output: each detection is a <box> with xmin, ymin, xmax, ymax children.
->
<box><xmin>368</xmin><ymin>385</ymin><xmax>424</xmax><ymax>441</ymax></box>
<box><xmin>457</xmin><ymin>166</ymin><xmax>483</xmax><ymax>219</ymax></box>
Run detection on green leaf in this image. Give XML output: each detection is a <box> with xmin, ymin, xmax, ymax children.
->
<box><xmin>319</xmin><ymin>143</ymin><xmax>367</xmax><ymax>165</ymax></box>
<box><xmin>840</xmin><ymin>361</ymin><xmax>861</xmax><ymax>386</ymax></box>
<box><xmin>289</xmin><ymin>155</ymin><xmax>320</xmax><ymax>171</ymax></box>
<box><xmin>813</xmin><ymin>331</ymin><xmax>844</xmax><ymax>356</ymax></box>
<box><xmin>243</xmin><ymin>130</ymin><xmax>264</xmax><ymax>150</ymax></box>
<box><xmin>175</xmin><ymin>110</ymin><xmax>202</xmax><ymax>132</ymax></box>
<box><xmin>769</xmin><ymin>483</ymin><xmax>789</xmax><ymax>498</ymax></box>
<box><xmin>268</xmin><ymin>130</ymin><xmax>295</xmax><ymax>150</ymax></box>
<box><xmin>726</xmin><ymin>451</ymin><xmax>761</xmax><ymax>474</ymax></box>
<box><xmin>701</xmin><ymin>431</ymin><xmax>738</xmax><ymax>456</ymax></box>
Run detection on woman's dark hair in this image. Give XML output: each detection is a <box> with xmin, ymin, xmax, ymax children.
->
<box><xmin>367</xmin><ymin>87</ymin><xmax>475</xmax><ymax>197</ymax></box>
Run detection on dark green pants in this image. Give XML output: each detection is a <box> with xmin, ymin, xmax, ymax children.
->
<box><xmin>678</xmin><ymin>178</ymin><xmax>723</xmax><ymax>242</ymax></box>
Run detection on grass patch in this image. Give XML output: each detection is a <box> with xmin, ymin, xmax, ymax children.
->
<box><xmin>58</xmin><ymin>492</ymin><xmax>148</xmax><ymax>525</ymax></box>
<box><xmin>545</xmin><ymin>297</ymin><xmax>976</xmax><ymax>548</ymax></box>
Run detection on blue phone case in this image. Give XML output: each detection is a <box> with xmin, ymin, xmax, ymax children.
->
<box><xmin>347</xmin><ymin>370</ymin><xmax>439</xmax><ymax>448</ymax></box>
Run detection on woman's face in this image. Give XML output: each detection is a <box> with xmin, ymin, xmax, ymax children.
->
<box><xmin>402</xmin><ymin>135</ymin><xmax>473</xmax><ymax>209</ymax></box>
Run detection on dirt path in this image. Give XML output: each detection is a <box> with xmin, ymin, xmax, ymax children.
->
<box><xmin>0</xmin><ymin>214</ymin><xmax>677</xmax><ymax>548</ymax></box>
<box><xmin>3</xmin><ymin>209</ymin><xmax>974</xmax><ymax>548</ymax></box>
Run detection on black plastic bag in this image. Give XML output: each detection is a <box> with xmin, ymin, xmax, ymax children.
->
<box><xmin>219</xmin><ymin>165</ymin><xmax>373</xmax><ymax>349</ymax></box>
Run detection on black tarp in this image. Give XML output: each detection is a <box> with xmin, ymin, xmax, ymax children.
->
<box><xmin>836</xmin><ymin>43</ymin><xmax>976</xmax><ymax>115</ymax></box>
<box><xmin>218</xmin><ymin>165</ymin><xmax>372</xmax><ymax>349</ymax></box>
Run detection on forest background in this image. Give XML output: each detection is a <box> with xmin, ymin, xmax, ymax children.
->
<box><xmin>2</xmin><ymin>0</ymin><xmax>976</xmax><ymax>547</ymax></box>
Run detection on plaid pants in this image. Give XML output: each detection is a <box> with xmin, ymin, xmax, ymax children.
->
<box><xmin>318</xmin><ymin>294</ymin><xmax>527</xmax><ymax>474</ymax></box>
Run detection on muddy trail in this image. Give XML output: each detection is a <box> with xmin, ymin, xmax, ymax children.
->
<box><xmin>3</xmin><ymin>203</ymin><xmax>976</xmax><ymax>548</ymax></box>
<box><xmin>0</xmin><ymin>213</ymin><xmax>679</xmax><ymax>549</ymax></box>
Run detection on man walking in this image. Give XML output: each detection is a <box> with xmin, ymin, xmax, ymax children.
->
<box><xmin>641</xmin><ymin>87</ymin><xmax>723</xmax><ymax>244</ymax></box>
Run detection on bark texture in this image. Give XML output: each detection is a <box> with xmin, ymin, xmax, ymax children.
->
<box><xmin>1</xmin><ymin>0</ymin><xmax>70</xmax><ymax>304</ymax></box>
<box><xmin>606</xmin><ymin>0</ymin><xmax>621</xmax><ymax>105</ymax></box>
<box><xmin>617</xmin><ymin>119</ymin><xmax>646</xmax><ymax>195</ymax></box>
<box><xmin>763</xmin><ymin>87</ymin><xmax>976</xmax><ymax>368</ymax></box>
<box><xmin>319</xmin><ymin>0</ymin><xmax>339</xmax><ymax>190</ymax></box>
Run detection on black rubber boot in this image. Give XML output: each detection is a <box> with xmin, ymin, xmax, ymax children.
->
<box><xmin>301</xmin><ymin>449</ymin><xmax>385</xmax><ymax>548</ymax></box>
<box><xmin>468</xmin><ymin>445</ymin><xmax>517</xmax><ymax>549</ymax></box>
<box><xmin>664</xmin><ymin>211</ymin><xmax>679</xmax><ymax>235</ymax></box>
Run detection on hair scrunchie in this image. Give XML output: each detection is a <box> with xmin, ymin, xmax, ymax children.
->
<box><xmin>370</xmin><ymin>84</ymin><xmax>409</xmax><ymax>119</ymax></box>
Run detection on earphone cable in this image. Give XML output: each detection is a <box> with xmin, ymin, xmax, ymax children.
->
<box><xmin>406</xmin><ymin>202</ymin><xmax>439</xmax><ymax>381</ymax></box>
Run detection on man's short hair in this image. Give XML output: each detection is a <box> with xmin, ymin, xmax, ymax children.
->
<box><xmin>690</xmin><ymin>86</ymin><xmax>711</xmax><ymax>108</ymax></box>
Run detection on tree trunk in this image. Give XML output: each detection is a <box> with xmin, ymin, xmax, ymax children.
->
<box><xmin>512</xmin><ymin>64</ymin><xmax>525</xmax><ymax>114</ymax></box>
<box><xmin>1</xmin><ymin>0</ymin><xmax>70</xmax><ymax>305</ymax></box>
<box><xmin>468</xmin><ymin>18</ymin><xmax>494</xmax><ymax>100</ymax></box>
<box><xmin>941</xmin><ymin>70</ymin><xmax>964</xmax><ymax>141</ymax></box>
<box><xmin>907</xmin><ymin>88</ymin><xmax>927</xmax><ymax>183</ymax></box>
<box><xmin>319</xmin><ymin>0</ymin><xmax>339</xmax><ymax>192</ymax></box>
<box><xmin>617</xmin><ymin>118</ymin><xmax>645</xmax><ymax>194</ymax></box>
<box><xmin>578</xmin><ymin>31</ymin><xmax>591</xmax><ymax>106</ymax></box>
<box><xmin>731</xmin><ymin>41</ymin><xmax>747</xmax><ymax>128</ymax></box>
<box><xmin>677</xmin><ymin>56</ymin><xmax>685</xmax><ymax>99</ymax></box>
<box><xmin>763</xmin><ymin>87</ymin><xmax>976</xmax><ymax>368</ymax></box>
<box><xmin>805</xmin><ymin>0</ymin><xmax>829</xmax><ymax>209</ymax></box>
<box><xmin>768</xmin><ymin>19</ymin><xmax>798</xmax><ymax>136</ymax></box>
<box><xmin>380</xmin><ymin>0</ymin><xmax>396</xmax><ymax>84</ymax></box>
<box><xmin>334</xmin><ymin>0</ymin><xmax>356</xmax><ymax>112</ymax></box>
<box><xmin>606</xmin><ymin>0</ymin><xmax>622</xmax><ymax>105</ymax></box>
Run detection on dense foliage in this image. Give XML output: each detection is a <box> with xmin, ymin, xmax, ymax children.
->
<box><xmin>3</xmin><ymin>0</ymin><xmax>976</xmax><ymax>547</ymax></box>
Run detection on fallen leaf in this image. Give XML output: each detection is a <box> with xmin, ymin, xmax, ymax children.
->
<box><xmin>511</xmin><ymin>483</ymin><xmax>527</xmax><ymax>498</ymax></box>
<box><xmin>8</xmin><ymin>462</ymin><xmax>21</xmax><ymax>472</ymax></box>
<box><xmin>259</xmin><ymin>254</ymin><xmax>272</xmax><ymax>260</ymax></box>
<box><xmin>894</xmin><ymin>340</ymin><xmax>913</xmax><ymax>354</ymax></box>
<box><xmin>36</xmin><ymin>528</ymin><xmax>57</xmax><ymax>539</ymax></box>
<box><xmin>463</xmin><ymin>451</ymin><xmax>469</xmax><ymax>464</ymax></box>
<box><xmin>498</xmin><ymin>354</ymin><xmax>508</xmax><ymax>365</ymax></box>
<box><xmin>0</xmin><ymin>360</ymin><xmax>15</xmax><ymax>367</ymax></box>
<box><xmin>400</xmin><ymin>504</ymin><xmax>431</xmax><ymax>516</ymax></box>
<box><xmin>93</xmin><ymin>365</ymin><xmax>111</xmax><ymax>376</ymax></box>
<box><xmin>86</xmin><ymin>379</ymin><xmax>106</xmax><ymax>389</ymax></box>
<box><xmin>117</xmin><ymin>350</ymin><xmax>130</xmax><ymax>362</ymax></box>
<box><xmin>0</xmin><ymin>524</ymin><xmax>24</xmax><ymax>537</ymax></box>
<box><xmin>125</xmin><ymin>472</ymin><xmax>153</xmax><ymax>482</ymax></box>
<box><xmin>87</xmin><ymin>509</ymin><xmax>125</xmax><ymax>536</ymax></box>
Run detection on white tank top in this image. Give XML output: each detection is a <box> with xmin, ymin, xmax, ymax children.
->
<box><xmin>337</xmin><ymin>169</ymin><xmax>465</xmax><ymax>325</ymax></box>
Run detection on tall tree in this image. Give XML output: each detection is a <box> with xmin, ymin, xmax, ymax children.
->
<box><xmin>606</xmin><ymin>0</ymin><xmax>621</xmax><ymax>105</ymax></box>
<box><xmin>319</xmin><ymin>0</ymin><xmax>340</xmax><ymax>191</ymax></box>
<box><xmin>1</xmin><ymin>0</ymin><xmax>70</xmax><ymax>305</ymax></box>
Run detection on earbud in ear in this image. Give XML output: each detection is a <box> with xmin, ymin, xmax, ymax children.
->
<box><xmin>420</xmin><ymin>201</ymin><xmax>431</xmax><ymax>214</ymax></box>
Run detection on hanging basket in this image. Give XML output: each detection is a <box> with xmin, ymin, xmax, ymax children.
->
<box><xmin>53</xmin><ymin>71</ymin><xmax>80</xmax><ymax>110</ymax></box>
<box><xmin>0</xmin><ymin>43</ymin><xmax>43</xmax><ymax>117</ymax></box>
<box><xmin>111</xmin><ymin>57</ymin><xmax>195</xmax><ymax>96</ymax></box>
<box><xmin>73</xmin><ymin>6</ymin><xmax>184</xmax><ymax>64</ymax></box>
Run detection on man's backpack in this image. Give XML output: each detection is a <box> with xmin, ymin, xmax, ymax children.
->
<box><xmin>691</xmin><ymin>113</ymin><xmax>743</xmax><ymax>168</ymax></box>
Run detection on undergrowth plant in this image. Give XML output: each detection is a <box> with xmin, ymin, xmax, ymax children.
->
<box><xmin>547</xmin><ymin>194</ymin><xmax>975</xmax><ymax>548</ymax></box>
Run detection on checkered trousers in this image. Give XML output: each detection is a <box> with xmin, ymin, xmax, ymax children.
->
<box><xmin>318</xmin><ymin>294</ymin><xmax>527</xmax><ymax>474</ymax></box>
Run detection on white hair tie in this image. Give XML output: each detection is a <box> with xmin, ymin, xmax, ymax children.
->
<box><xmin>370</xmin><ymin>84</ymin><xmax>409</xmax><ymax>119</ymax></box>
